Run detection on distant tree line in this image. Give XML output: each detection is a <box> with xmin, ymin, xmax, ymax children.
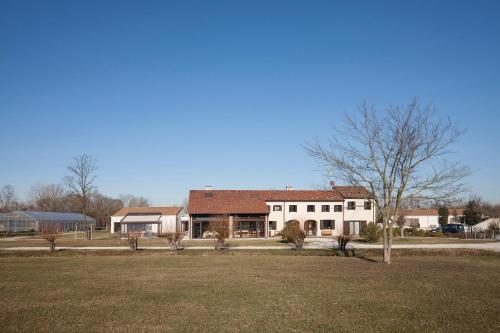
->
<box><xmin>0</xmin><ymin>154</ymin><xmax>152</xmax><ymax>229</ymax></box>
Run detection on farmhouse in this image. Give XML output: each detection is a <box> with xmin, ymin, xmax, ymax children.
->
<box><xmin>110</xmin><ymin>207</ymin><xmax>183</xmax><ymax>236</ymax></box>
<box><xmin>398</xmin><ymin>208</ymin><xmax>464</xmax><ymax>229</ymax></box>
<box><xmin>187</xmin><ymin>185</ymin><xmax>376</xmax><ymax>239</ymax></box>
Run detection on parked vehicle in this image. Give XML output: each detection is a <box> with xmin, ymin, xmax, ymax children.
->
<box><xmin>430</xmin><ymin>224</ymin><xmax>465</xmax><ymax>234</ymax></box>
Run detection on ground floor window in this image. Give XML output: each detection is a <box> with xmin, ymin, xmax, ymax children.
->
<box><xmin>343</xmin><ymin>221</ymin><xmax>366</xmax><ymax>235</ymax></box>
<box><xmin>192</xmin><ymin>221</ymin><xmax>210</xmax><ymax>239</ymax></box>
<box><xmin>269</xmin><ymin>221</ymin><xmax>277</xmax><ymax>230</ymax></box>
<box><xmin>320</xmin><ymin>220</ymin><xmax>334</xmax><ymax>230</ymax></box>
<box><xmin>234</xmin><ymin>220</ymin><xmax>265</xmax><ymax>238</ymax></box>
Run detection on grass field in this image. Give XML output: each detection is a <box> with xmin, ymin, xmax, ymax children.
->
<box><xmin>0</xmin><ymin>230</ymin><xmax>497</xmax><ymax>248</ymax></box>
<box><xmin>1</xmin><ymin>252</ymin><xmax>499</xmax><ymax>332</ymax></box>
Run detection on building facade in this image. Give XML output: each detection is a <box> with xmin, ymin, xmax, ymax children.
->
<box><xmin>187</xmin><ymin>185</ymin><xmax>376</xmax><ymax>239</ymax></box>
<box><xmin>111</xmin><ymin>207</ymin><xmax>183</xmax><ymax>236</ymax></box>
<box><xmin>398</xmin><ymin>208</ymin><xmax>465</xmax><ymax>229</ymax></box>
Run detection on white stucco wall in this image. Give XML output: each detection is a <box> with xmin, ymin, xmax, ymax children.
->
<box><xmin>343</xmin><ymin>199</ymin><xmax>376</xmax><ymax>223</ymax></box>
<box><xmin>404</xmin><ymin>215</ymin><xmax>439</xmax><ymax>229</ymax></box>
<box><xmin>110</xmin><ymin>213</ymin><xmax>181</xmax><ymax>234</ymax></box>
<box><xmin>266</xmin><ymin>199</ymin><xmax>376</xmax><ymax>237</ymax></box>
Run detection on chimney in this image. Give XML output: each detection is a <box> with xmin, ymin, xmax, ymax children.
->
<box><xmin>330</xmin><ymin>181</ymin><xmax>335</xmax><ymax>189</ymax></box>
<box><xmin>285</xmin><ymin>186</ymin><xmax>294</xmax><ymax>191</ymax></box>
<box><xmin>204</xmin><ymin>185</ymin><xmax>213</xmax><ymax>197</ymax></box>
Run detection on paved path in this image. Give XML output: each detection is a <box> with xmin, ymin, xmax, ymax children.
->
<box><xmin>1</xmin><ymin>242</ymin><xmax>499</xmax><ymax>252</ymax></box>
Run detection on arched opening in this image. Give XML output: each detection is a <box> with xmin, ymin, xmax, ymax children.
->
<box><xmin>304</xmin><ymin>220</ymin><xmax>317</xmax><ymax>236</ymax></box>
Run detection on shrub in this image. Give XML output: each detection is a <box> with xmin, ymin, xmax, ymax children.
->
<box><xmin>126</xmin><ymin>232</ymin><xmax>140</xmax><ymax>250</ymax></box>
<box><xmin>392</xmin><ymin>227</ymin><xmax>401</xmax><ymax>237</ymax></box>
<box><xmin>280</xmin><ymin>222</ymin><xmax>306</xmax><ymax>250</ymax></box>
<box><xmin>160</xmin><ymin>229</ymin><xmax>184</xmax><ymax>250</ymax></box>
<box><xmin>432</xmin><ymin>231</ymin><xmax>446</xmax><ymax>238</ymax></box>
<box><xmin>41</xmin><ymin>224</ymin><xmax>58</xmax><ymax>252</ymax></box>
<box><xmin>360</xmin><ymin>222</ymin><xmax>382</xmax><ymax>243</ymax></box>
<box><xmin>414</xmin><ymin>229</ymin><xmax>427</xmax><ymax>237</ymax></box>
<box><xmin>209</xmin><ymin>215</ymin><xmax>229</xmax><ymax>251</ymax></box>
<box><xmin>336</xmin><ymin>234</ymin><xmax>352</xmax><ymax>256</ymax></box>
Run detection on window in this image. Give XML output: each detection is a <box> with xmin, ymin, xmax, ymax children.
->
<box><xmin>307</xmin><ymin>205</ymin><xmax>315</xmax><ymax>212</ymax></box>
<box><xmin>182</xmin><ymin>221</ymin><xmax>189</xmax><ymax>231</ymax></box>
<box><xmin>289</xmin><ymin>205</ymin><xmax>297</xmax><ymax>212</ymax></box>
<box><xmin>347</xmin><ymin>201</ymin><xmax>356</xmax><ymax>210</ymax></box>
<box><xmin>273</xmin><ymin>205</ymin><xmax>282</xmax><ymax>212</ymax></box>
<box><xmin>269</xmin><ymin>221</ymin><xmax>277</xmax><ymax>230</ymax></box>
<box><xmin>404</xmin><ymin>218</ymin><xmax>420</xmax><ymax>228</ymax></box>
<box><xmin>320</xmin><ymin>220</ymin><xmax>335</xmax><ymax>230</ymax></box>
<box><xmin>364</xmin><ymin>201</ymin><xmax>372</xmax><ymax>210</ymax></box>
<box><xmin>334</xmin><ymin>205</ymin><xmax>342</xmax><ymax>212</ymax></box>
<box><xmin>321</xmin><ymin>205</ymin><xmax>330</xmax><ymax>212</ymax></box>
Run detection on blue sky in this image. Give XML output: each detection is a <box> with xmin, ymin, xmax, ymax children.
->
<box><xmin>1</xmin><ymin>0</ymin><xmax>499</xmax><ymax>205</ymax></box>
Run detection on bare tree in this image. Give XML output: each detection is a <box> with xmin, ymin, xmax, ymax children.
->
<box><xmin>181</xmin><ymin>198</ymin><xmax>189</xmax><ymax>214</ymax></box>
<box><xmin>87</xmin><ymin>192</ymin><xmax>124</xmax><ymax>230</ymax></box>
<box><xmin>126</xmin><ymin>232</ymin><xmax>140</xmax><ymax>251</ymax></box>
<box><xmin>160</xmin><ymin>225</ymin><xmax>184</xmax><ymax>251</ymax></box>
<box><xmin>64</xmin><ymin>154</ymin><xmax>98</xmax><ymax>239</ymax></box>
<box><xmin>41</xmin><ymin>223</ymin><xmax>59</xmax><ymax>252</ymax></box>
<box><xmin>395</xmin><ymin>215</ymin><xmax>406</xmax><ymax>237</ymax></box>
<box><xmin>0</xmin><ymin>185</ymin><xmax>18</xmax><ymax>212</ymax></box>
<box><xmin>209</xmin><ymin>215</ymin><xmax>229</xmax><ymax>250</ymax></box>
<box><xmin>306</xmin><ymin>99</ymin><xmax>469</xmax><ymax>264</ymax></box>
<box><xmin>118</xmin><ymin>194</ymin><xmax>151</xmax><ymax>207</ymax></box>
<box><xmin>29</xmin><ymin>184</ymin><xmax>66</xmax><ymax>211</ymax></box>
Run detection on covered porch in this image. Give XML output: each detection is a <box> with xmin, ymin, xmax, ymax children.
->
<box><xmin>190</xmin><ymin>214</ymin><xmax>268</xmax><ymax>239</ymax></box>
<box><xmin>120</xmin><ymin>214</ymin><xmax>162</xmax><ymax>237</ymax></box>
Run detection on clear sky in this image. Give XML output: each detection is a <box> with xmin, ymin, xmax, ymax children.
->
<box><xmin>1</xmin><ymin>0</ymin><xmax>499</xmax><ymax>205</ymax></box>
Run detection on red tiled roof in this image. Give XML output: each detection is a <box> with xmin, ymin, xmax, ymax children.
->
<box><xmin>188</xmin><ymin>189</ymin><xmax>349</xmax><ymax>215</ymax></box>
<box><xmin>333</xmin><ymin>186</ymin><xmax>374</xmax><ymax>199</ymax></box>
<box><xmin>399</xmin><ymin>208</ymin><xmax>464</xmax><ymax>217</ymax></box>
<box><xmin>112</xmin><ymin>207</ymin><xmax>183</xmax><ymax>217</ymax></box>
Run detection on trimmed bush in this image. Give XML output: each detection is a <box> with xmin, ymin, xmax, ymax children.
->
<box><xmin>432</xmin><ymin>231</ymin><xmax>446</xmax><ymax>238</ymax></box>
<box><xmin>280</xmin><ymin>222</ymin><xmax>306</xmax><ymax>250</ymax></box>
<box><xmin>360</xmin><ymin>222</ymin><xmax>382</xmax><ymax>243</ymax></box>
<box><xmin>414</xmin><ymin>229</ymin><xmax>427</xmax><ymax>237</ymax></box>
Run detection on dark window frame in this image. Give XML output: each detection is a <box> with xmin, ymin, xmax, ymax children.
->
<box><xmin>320</xmin><ymin>220</ymin><xmax>335</xmax><ymax>230</ymax></box>
<box><xmin>273</xmin><ymin>205</ymin><xmax>282</xmax><ymax>212</ymax></box>
<box><xmin>364</xmin><ymin>201</ymin><xmax>372</xmax><ymax>210</ymax></box>
<box><xmin>289</xmin><ymin>205</ymin><xmax>297</xmax><ymax>212</ymax></box>
<box><xmin>269</xmin><ymin>221</ymin><xmax>277</xmax><ymax>230</ymax></box>
<box><xmin>321</xmin><ymin>205</ymin><xmax>330</xmax><ymax>212</ymax></box>
<box><xmin>307</xmin><ymin>205</ymin><xmax>315</xmax><ymax>212</ymax></box>
<box><xmin>347</xmin><ymin>201</ymin><xmax>356</xmax><ymax>210</ymax></box>
<box><xmin>334</xmin><ymin>205</ymin><xmax>342</xmax><ymax>212</ymax></box>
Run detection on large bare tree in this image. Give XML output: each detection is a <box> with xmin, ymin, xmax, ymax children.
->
<box><xmin>306</xmin><ymin>99</ymin><xmax>469</xmax><ymax>264</ymax></box>
<box><xmin>64</xmin><ymin>154</ymin><xmax>98</xmax><ymax>238</ymax></box>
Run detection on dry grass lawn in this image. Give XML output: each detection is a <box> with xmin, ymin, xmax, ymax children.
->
<box><xmin>1</xmin><ymin>252</ymin><xmax>499</xmax><ymax>332</ymax></box>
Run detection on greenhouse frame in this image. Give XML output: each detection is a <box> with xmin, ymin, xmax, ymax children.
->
<box><xmin>0</xmin><ymin>211</ymin><xmax>96</xmax><ymax>233</ymax></box>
